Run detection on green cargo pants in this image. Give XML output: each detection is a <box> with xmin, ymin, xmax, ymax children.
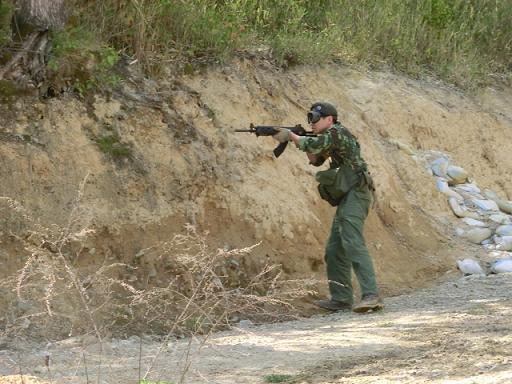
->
<box><xmin>324</xmin><ymin>186</ymin><xmax>378</xmax><ymax>304</ymax></box>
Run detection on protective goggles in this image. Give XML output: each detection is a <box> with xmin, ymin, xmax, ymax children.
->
<box><xmin>307</xmin><ymin>110</ymin><xmax>323</xmax><ymax>124</ymax></box>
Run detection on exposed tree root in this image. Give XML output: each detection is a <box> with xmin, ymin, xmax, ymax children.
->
<box><xmin>0</xmin><ymin>30</ymin><xmax>49</xmax><ymax>84</ymax></box>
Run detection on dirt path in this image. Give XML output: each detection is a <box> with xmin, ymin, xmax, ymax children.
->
<box><xmin>1</xmin><ymin>272</ymin><xmax>512</xmax><ymax>384</ymax></box>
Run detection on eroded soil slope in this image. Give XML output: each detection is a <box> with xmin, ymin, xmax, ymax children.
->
<box><xmin>1</xmin><ymin>62</ymin><xmax>511</xmax><ymax>312</ymax></box>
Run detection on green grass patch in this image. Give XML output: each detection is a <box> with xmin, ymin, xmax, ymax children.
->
<box><xmin>264</xmin><ymin>374</ymin><xmax>295</xmax><ymax>383</ymax></box>
<box><xmin>96</xmin><ymin>136</ymin><xmax>132</xmax><ymax>160</ymax></box>
<box><xmin>0</xmin><ymin>1</ymin><xmax>13</xmax><ymax>47</ymax></box>
<box><xmin>64</xmin><ymin>0</ymin><xmax>511</xmax><ymax>88</ymax></box>
<box><xmin>46</xmin><ymin>26</ymin><xmax>121</xmax><ymax>95</ymax></box>
<box><xmin>1</xmin><ymin>1</ymin><xmax>510</xmax><ymax>89</ymax></box>
<box><xmin>0</xmin><ymin>79</ymin><xmax>35</xmax><ymax>102</ymax></box>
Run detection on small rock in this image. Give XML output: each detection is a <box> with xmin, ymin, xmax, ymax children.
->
<box><xmin>238</xmin><ymin>320</ymin><xmax>254</xmax><ymax>328</ymax></box>
<box><xmin>491</xmin><ymin>259</ymin><xmax>512</xmax><ymax>273</ymax></box>
<box><xmin>496</xmin><ymin>225</ymin><xmax>512</xmax><ymax>236</ymax></box>
<box><xmin>495</xmin><ymin>236</ymin><xmax>512</xmax><ymax>251</ymax></box>
<box><xmin>389</xmin><ymin>139</ymin><xmax>415</xmax><ymax>155</ymax></box>
<box><xmin>447</xmin><ymin>165</ymin><xmax>469</xmax><ymax>185</ymax></box>
<box><xmin>457</xmin><ymin>259</ymin><xmax>486</xmax><ymax>276</ymax></box>
<box><xmin>134</xmin><ymin>250</ymin><xmax>145</xmax><ymax>259</ymax></box>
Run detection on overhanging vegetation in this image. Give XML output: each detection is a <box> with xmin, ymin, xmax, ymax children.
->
<box><xmin>1</xmin><ymin>0</ymin><xmax>511</xmax><ymax>88</ymax></box>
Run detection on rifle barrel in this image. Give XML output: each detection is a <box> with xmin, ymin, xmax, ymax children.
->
<box><xmin>234</xmin><ymin>125</ymin><xmax>315</xmax><ymax>136</ymax></box>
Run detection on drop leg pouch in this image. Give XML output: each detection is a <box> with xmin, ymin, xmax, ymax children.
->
<box><xmin>316</xmin><ymin>166</ymin><xmax>360</xmax><ymax>207</ymax></box>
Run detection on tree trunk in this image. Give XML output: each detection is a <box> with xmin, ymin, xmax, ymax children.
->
<box><xmin>16</xmin><ymin>0</ymin><xmax>67</xmax><ymax>31</ymax></box>
<box><xmin>0</xmin><ymin>0</ymin><xmax>67</xmax><ymax>84</ymax></box>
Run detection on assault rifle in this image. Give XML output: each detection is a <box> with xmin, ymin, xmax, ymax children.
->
<box><xmin>235</xmin><ymin>123</ymin><xmax>316</xmax><ymax>157</ymax></box>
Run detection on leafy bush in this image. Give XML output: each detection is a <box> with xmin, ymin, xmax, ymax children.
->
<box><xmin>46</xmin><ymin>26</ymin><xmax>120</xmax><ymax>95</ymax></box>
<box><xmin>0</xmin><ymin>1</ymin><xmax>13</xmax><ymax>47</ymax></box>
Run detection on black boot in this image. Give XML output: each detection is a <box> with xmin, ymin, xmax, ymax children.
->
<box><xmin>313</xmin><ymin>299</ymin><xmax>352</xmax><ymax>311</ymax></box>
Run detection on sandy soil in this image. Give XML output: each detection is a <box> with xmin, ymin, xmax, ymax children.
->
<box><xmin>1</xmin><ymin>271</ymin><xmax>511</xmax><ymax>384</ymax></box>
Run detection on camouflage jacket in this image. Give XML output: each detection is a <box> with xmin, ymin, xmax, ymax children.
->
<box><xmin>298</xmin><ymin>122</ymin><xmax>367</xmax><ymax>170</ymax></box>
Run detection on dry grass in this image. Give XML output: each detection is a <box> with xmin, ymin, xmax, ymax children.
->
<box><xmin>2</xmin><ymin>1</ymin><xmax>509</xmax><ymax>89</ymax></box>
<box><xmin>63</xmin><ymin>0</ymin><xmax>512</xmax><ymax>88</ymax></box>
<box><xmin>0</xmin><ymin>177</ymin><xmax>317</xmax><ymax>382</ymax></box>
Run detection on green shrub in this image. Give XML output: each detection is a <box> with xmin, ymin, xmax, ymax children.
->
<box><xmin>0</xmin><ymin>1</ymin><xmax>13</xmax><ymax>47</ymax></box>
<box><xmin>57</xmin><ymin>0</ymin><xmax>512</xmax><ymax>88</ymax></box>
<box><xmin>47</xmin><ymin>26</ymin><xmax>120</xmax><ymax>95</ymax></box>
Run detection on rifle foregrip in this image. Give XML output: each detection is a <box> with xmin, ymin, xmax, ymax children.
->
<box><xmin>254</xmin><ymin>126</ymin><xmax>280</xmax><ymax>136</ymax></box>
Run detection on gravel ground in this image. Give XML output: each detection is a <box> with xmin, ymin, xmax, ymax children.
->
<box><xmin>1</xmin><ymin>273</ymin><xmax>512</xmax><ymax>384</ymax></box>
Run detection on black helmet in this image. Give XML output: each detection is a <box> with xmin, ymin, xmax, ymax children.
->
<box><xmin>308</xmin><ymin>102</ymin><xmax>338</xmax><ymax>123</ymax></box>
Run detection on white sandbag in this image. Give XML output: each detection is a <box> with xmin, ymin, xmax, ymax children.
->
<box><xmin>458</xmin><ymin>227</ymin><xmax>492</xmax><ymax>244</ymax></box>
<box><xmin>456</xmin><ymin>183</ymin><xmax>481</xmax><ymax>194</ymax></box>
<box><xmin>448</xmin><ymin>197</ymin><xmax>480</xmax><ymax>219</ymax></box>
<box><xmin>461</xmin><ymin>218</ymin><xmax>488</xmax><ymax>227</ymax></box>
<box><xmin>483</xmin><ymin>189</ymin><xmax>512</xmax><ymax>214</ymax></box>
<box><xmin>496</xmin><ymin>225</ymin><xmax>512</xmax><ymax>237</ymax></box>
<box><xmin>488</xmin><ymin>250</ymin><xmax>509</xmax><ymax>258</ymax></box>
<box><xmin>472</xmin><ymin>199</ymin><xmax>499</xmax><ymax>211</ymax></box>
<box><xmin>489</xmin><ymin>214</ymin><xmax>512</xmax><ymax>225</ymax></box>
<box><xmin>495</xmin><ymin>200</ymin><xmax>512</xmax><ymax>215</ymax></box>
<box><xmin>431</xmin><ymin>158</ymin><xmax>449</xmax><ymax>178</ymax></box>
<box><xmin>491</xmin><ymin>259</ymin><xmax>512</xmax><ymax>274</ymax></box>
<box><xmin>484</xmin><ymin>189</ymin><xmax>499</xmax><ymax>200</ymax></box>
<box><xmin>447</xmin><ymin>165</ymin><xmax>469</xmax><ymax>185</ymax></box>
<box><xmin>495</xmin><ymin>236</ymin><xmax>512</xmax><ymax>251</ymax></box>
<box><xmin>457</xmin><ymin>259</ymin><xmax>486</xmax><ymax>275</ymax></box>
<box><xmin>448</xmin><ymin>198</ymin><xmax>466</xmax><ymax>218</ymax></box>
<box><xmin>436</xmin><ymin>179</ymin><xmax>463</xmax><ymax>200</ymax></box>
<box><xmin>453</xmin><ymin>188</ymin><xmax>483</xmax><ymax>201</ymax></box>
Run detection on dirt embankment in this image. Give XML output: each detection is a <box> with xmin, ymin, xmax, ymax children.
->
<box><xmin>1</xmin><ymin>61</ymin><xmax>511</xmax><ymax>316</ymax></box>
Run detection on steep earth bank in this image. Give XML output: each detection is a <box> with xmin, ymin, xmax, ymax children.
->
<box><xmin>1</xmin><ymin>61</ymin><xmax>511</xmax><ymax>326</ymax></box>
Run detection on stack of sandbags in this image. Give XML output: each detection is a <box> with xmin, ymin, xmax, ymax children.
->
<box><xmin>425</xmin><ymin>154</ymin><xmax>512</xmax><ymax>275</ymax></box>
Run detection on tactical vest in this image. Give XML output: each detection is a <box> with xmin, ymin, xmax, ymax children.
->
<box><xmin>315</xmin><ymin>124</ymin><xmax>375</xmax><ymax>206</ymax></box>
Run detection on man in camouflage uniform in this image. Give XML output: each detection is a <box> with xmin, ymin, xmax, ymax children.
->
<box><xmin>272</xmin><ymin>102</ymin><xmax>383</xmax><ymax>313</ymax></box>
